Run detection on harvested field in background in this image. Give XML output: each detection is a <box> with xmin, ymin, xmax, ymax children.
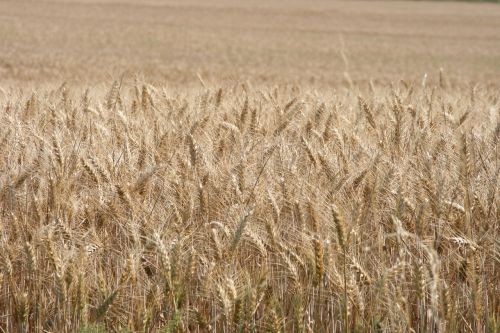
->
<box><xmin>0</xmin><ymin>0</ymin><xmax>499</xmax><ymax>87</ymax></box>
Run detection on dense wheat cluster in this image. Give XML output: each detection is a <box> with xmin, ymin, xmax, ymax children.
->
<box><xmin>0</xmin><ymin>77</ymin><xmax>498</xmax><ymax>332</ymax></box>
<box><xmin>1</xmin><ymin>0</ymin><xmax>499</xmax><ymax>332</ymax></box>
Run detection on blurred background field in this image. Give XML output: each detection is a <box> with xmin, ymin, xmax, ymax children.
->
<box><xmin>0</xmin><ymin>0</ymin><xmax>499</xmax><ymax>88</ymax></box>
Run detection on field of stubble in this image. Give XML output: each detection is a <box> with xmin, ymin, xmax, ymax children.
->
<box><xmin>0</xmin><ymin>1</ymin><xmax>499</xmax><ymax>332</ymax></box>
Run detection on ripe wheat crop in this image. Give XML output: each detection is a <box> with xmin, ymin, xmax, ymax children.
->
<box><xmin>0</xmin><ymin>0</ymin><xmax>499</xmax><ymax>332</ymax></box>
<box><xmin>0</xmin><ymin>78</ymin><xmax>498</xmax><ymax>332</ymax></box>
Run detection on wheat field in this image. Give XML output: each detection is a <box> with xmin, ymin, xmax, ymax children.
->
<box><xmin>0</xmin><ymin>1</ymin><xmax>499</xmax><ymax>332</ymax></box>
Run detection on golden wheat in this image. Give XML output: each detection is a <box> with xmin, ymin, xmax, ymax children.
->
<box><xmin>0</xmin><ymin>74</ymin><xmax>498</xmax><ymax>333</ymax></box>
